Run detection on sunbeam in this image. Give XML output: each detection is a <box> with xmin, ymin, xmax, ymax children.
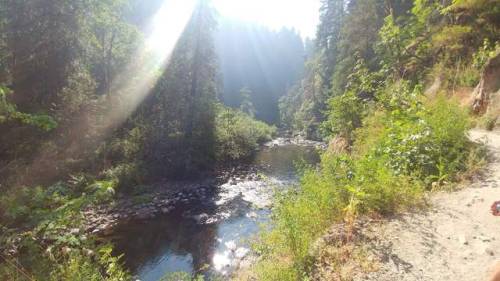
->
<box><xmin>103</xmin><ymin>0</ymin><xmax>197</xmax><ymax>130</ymax></box>
<box><xmin>10</xmin><ymin>0</ymin><xmax>198</xmax><ymax>187</ymax></box>
<box><xmin>146</xmin><ymin>0</ymin><xmax>198</xmax><ymax>62</ymax></box>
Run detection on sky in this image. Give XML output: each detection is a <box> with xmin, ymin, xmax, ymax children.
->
<box><xmin>146</xmin><ymin>0</ymin><xmax>321</xmax><ymax>54</ymax></box>
<box><xmin>212</xmin><ymin>0</ymin><xmax>321</xmax><ymax>38</ymax></box>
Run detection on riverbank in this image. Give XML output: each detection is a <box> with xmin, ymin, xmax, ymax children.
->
<box><xmin>83</xmin><ymin>137</ymin><xmax>326</xmax><ymax>237</ymax></box>
<box><xmin>108</xmin><ymin>140</ymin><xmax>322</xmax><ymax>279</ymax></box>
<box><xmin>79</xmin><ymin>136</ymin><xmax>324</xmax><ymax>235</ymax></box>
<box><xmin>0</xmin><ymin>137</ymin><xmax>324</xmax><ymax>280</ymax></box>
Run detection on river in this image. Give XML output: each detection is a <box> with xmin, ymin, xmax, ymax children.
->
<box><xmin>111</xmin><ymin>143</ymin><xmax>321</xmax><ymax>280</ymax></box>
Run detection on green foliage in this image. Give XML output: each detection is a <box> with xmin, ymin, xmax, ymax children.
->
<box><xmin>331</xmin><ymin>0</ymin><xmax>387</xmax><ymax>96</ymax></box>
<box><xmin>0</xmin><ymin>180</ymin><xmax>128</xmax><ymax>281</ymax></box>
<box><xmin>0</xmin><ymin>243</ymin><xmax>129</xmax><ymax>281</ymax></box>
<box><xmin>256</xmin><ymin>78</ymin><xmax>479</xmax><ymax>279</ymax></box>
<box><xmin>239</xmin><ymin>87</ymin><xmax>256</xmax><ymax>118</ymax></box>
<box><xmin>279</xmin><ymin>54</ymin><xmax>328</xmax><ymax>140</ymax></box>
<box><xmin>439</xmin><ymin>0</ymin><xmax>499</xmax><ymax>64</ymax></box>
<box><xmin>0</xmin><ymin>0</ymin><xmax>142</xmax><ymax>187</ymax></box>
<box><xmin>141</xmin><ymin>0</ymin><xmax>219</xmax><ymax>177</ymax></box>
<box><xmin>99</xmin><ymin>123</ymin><xmax>147</xmax><ymax>190</ymax></box>
<box><xmin>322</xmin><ymin>91</ymin><xmax>367</xmax><ymax>141</ymax></box>
<box><xmin>0</xmin><ymin>85</ymin><xmax>57</xmax><ymax>131</ymax></box>
<box><xmin>432</xmin><ymin>25</ymin><xmax>473</xmax><ymax>55</ymax></box>
<box><xmin>47</xmin><ymin>245</ymin><xmax>128</xmax><ymax>281</ymax></box>
<box><xmin>456</xmin><ymin>61</ymin><xmax>481</xmax><ymax>87</ymax></box>
<box><xmin>444</xmin><ymin>0</ymin><xmax>490</xmax><ymax>11</ymax></box>
<box><xmin>377</xmin><ymin>94</ymin><xmax>471</xmax><ymax>184</ymax></box>
<box><xmin>256</xmin><ymin>0</ymin><xmax>497</xmax><ymax>278</ymax></box>
<box><xmin>215</xmin><ymin>105</ymin><xmax>276</xmax><ymax>161</ymax></box>
<box><xmin>0</xmin><ymin>179</ymin><xmax>117</xmax><ymax>228</ymax></box>
<box><xmin>377</xmin><ymin>15</ymin><xmax>406</xmax><ymax>76</ymax></box>
<box><xmin>472</xmin><ymin>39</ymin><xmax>500</xmax><ymax>70</ymax></box>
<box><xmin>478</xmin><ymin>112</ymin><xmax>498</xmax><ymax>131</ymax></box>
<box><xmin>322</xmin><ymin>58</ymin><xmax>379</xmax><ymax>141</ymax></box>
<box><xmin>255</xmin><ymin>151</ymin><xmax>423</xmax><ymax>280</ymax></box>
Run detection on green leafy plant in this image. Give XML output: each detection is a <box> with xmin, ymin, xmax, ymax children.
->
<box><xmin>215</xmin><ymin>104</ymin><xmax>276</xmax><ymax>161</ymax></box>
<box><xmin>0</xmin><ymin>85</ymin><xmax>57</xmax><ymax>131</ymax></box>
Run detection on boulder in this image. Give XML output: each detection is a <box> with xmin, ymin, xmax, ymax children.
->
<box><xmin>135</xmin><ymin>209</ymin><xmax>154</xmax><ymax>220</ymax></box>
<box><xmin>192</xmin><ymin>213</ymin><xmax>209</xmax><ymax>224</ymax></box>
<box><xmin>161</xmin><ymin>207</ymin><xmax>171</xmax><ymax>214</ymax></box>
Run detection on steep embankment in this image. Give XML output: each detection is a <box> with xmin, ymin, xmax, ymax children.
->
<box><xmin>358</xmin><ymin>129</ymin><xmax>500</xmax><ymax>281</ymax></box>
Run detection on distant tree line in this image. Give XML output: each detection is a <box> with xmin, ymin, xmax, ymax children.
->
<box><xmin>216</xmin><ymin>19</ymin><xmax>305</xmax><ymax>123</ymax></box>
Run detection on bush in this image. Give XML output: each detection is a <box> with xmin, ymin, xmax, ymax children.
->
<box><xmin>432</xmin><ymin>25</ymin><xmax>473</xmax><ymax>55</ymax></box>
<box><xmin>102</xmin><ymin>163</ymin><xmax>144</xmax><ymax>192</ymax></box>
<box><xmin>215</xmin><ymin>105</ymin><xmax>276</xmax><ymax>161</ymax></box>
<box><xmin>480</xmin><ymin>113</ymin><xmax>498</xmax><ymax>131</ymax></box>
<box><xmin>0</xmin><ymin>181</ymin><xmax>128</xmax><ymax>281</ymax></box>
<box><xmin>254</xmin><ymin>151</ymin><xmax>424</xmax><ymax>280</ymax></box>
<box><xmin>253</xmin><ymin>83</ymin><xmax>478</xmax><ymax>280</ymax></box>
<box><xmin>322</xmin><ymin>91</ymin><xmax>368</xmax><ymax>142</ymax></box>
<box><xmin>0</xmin><ymin>243</ymin><xmax>129</xmax><ymax>281</ymax></box>
<box><xmin>377</xmin><ymin>95</ymin><xmax>471</xmax><ymax>184</ymax></box>
<box><xmin>0</xmin><ymin>85</ymin><xmax>57</xmax><ymax>131</ymax></box>
<box><xmin>98</xmin><ymin>124</ymin><xmax>147</xmax><ymax>190</ymax></box>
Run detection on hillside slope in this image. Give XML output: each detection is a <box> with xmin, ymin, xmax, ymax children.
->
<box><xmin>358</xmin><ymin>130</ymin><xmax>500</xmax><ymax>281</ymax></box>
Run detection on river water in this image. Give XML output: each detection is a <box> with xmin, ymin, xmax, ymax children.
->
<box><xmin>112</xmin><ymin>144</ymin><xmax>321</xmax><ymax>280</ymax></box>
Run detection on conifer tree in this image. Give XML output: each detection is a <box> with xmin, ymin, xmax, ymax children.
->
<box><xmin>142</xmin><ymin>0</ymin><xmax>219</xmax><ymax>177</ymax></box>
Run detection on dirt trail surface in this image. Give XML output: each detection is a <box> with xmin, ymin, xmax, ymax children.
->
<box><xmin>359</xmin><ymin>129</ymin><xmax>500</xmax><ymax>281</ymax></box>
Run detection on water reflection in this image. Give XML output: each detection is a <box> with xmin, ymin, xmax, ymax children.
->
<box><xmin>112</xmin><ymin>145</ymin><xmax>320</xmax><ymax>280</ymax></box>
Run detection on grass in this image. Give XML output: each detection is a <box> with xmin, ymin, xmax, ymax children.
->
<box><xmin>479</xmin><ymin>113</ymin><xmax>498</xmax><ymax>131</ymax></box>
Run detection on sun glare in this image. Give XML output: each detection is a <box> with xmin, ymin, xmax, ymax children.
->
<box><xmin>146</xmin><ymin>0</ymin><xmax>197</xmax><ymax>59</ymax></box>
<box><xmin>95</xmin><ymin>0</ymin><xmax>321</xmax><ymax>134</ymax></box>
<box><xmin>100</xmin><ymin>0</ymin><xmax>197</xmax><ymax>132</ymax></box>
<box><xmin>213</xmin><ymin>0</ymin><xmax>320</xmax><ymax>38</ymax></box>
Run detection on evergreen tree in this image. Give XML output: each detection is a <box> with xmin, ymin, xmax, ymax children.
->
<box><xmin>215</xmin><ymin>19</ymin><xmax>305</xmax><ymax>123</ymax></box>
<box><xmin>316</xmin><ymin>0</ymin><xmax>346</xmax><ymax>85</ymax></box>
<box><xmin>239</xmin><ymin>87</ymin><xmax>256</xmax><ymax>117</ymax></box>
<box><xmin>0</xmin><ymin>0</ymin><xmax>140</xmax><ymax>185</ymax></box>
<box><xmin>142</xmin><ymin>0</ymin><xmax>219</xmax><ymax>178</ymax></box>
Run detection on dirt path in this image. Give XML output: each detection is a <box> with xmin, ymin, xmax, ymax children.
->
<box><xmin>358</xmin><ymin>129</ymin><xmax>500</xmax><ymax>281</ymax></box>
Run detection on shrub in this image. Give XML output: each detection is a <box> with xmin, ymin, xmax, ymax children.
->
<box><xmin>432</xmin><ymin>25</ymin><xmax>473</xmax><ymax>55</ymax></box>
<box><xmin>253</xmin><ymin>82</ymin><xmax>477</xmax><ymax>280</ymax></box>
<box><xmin>49</xmin><ymin>245</ymin><xmax>129</xmax><ymax>281</ymax></box>
<box><xmin>322</xmin><ymin>91</ymin><xmax>368</xmax><ymax>142</ymax></box>
<box><xmin>0</xmin><ymin>85</ymin><xmax>57</xmax><ymax>131</ymax></box>
<box><xmin>473</xmin><ymin>39</ymin><xmax>500</xmax><ymax>70</ymax></box>
<box><xmin>0</xmin><ymin>243</ymin><xmax>129</xmax><ymax>281</ymax></box>
<box><xmin>255</xmin><ymin>151</ymin><xmax>423</xmax><ymax>280</ymax></box>
<box><xmin>377</xmin><ymin>95</ymin><xmax>470</xmax><ymax>184</ymax></box>
<box><xmin>215</xmin><ymin>105</ymin><xmax>276</xmax><ymax>161</ymax></box>
<box><xmin>102</xmin><ymin>163</ymin><xmax>144</xmax><ymax>192</ymax></box>
<box><xmin>0</xmin><ymin>181</ymin><xmax>128</xmax><ymax>281</ymax></box>
<box><xmin>480</xmin><ymin>113</ymin><xmax>498</xmax><ymax>131</ymax></box>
